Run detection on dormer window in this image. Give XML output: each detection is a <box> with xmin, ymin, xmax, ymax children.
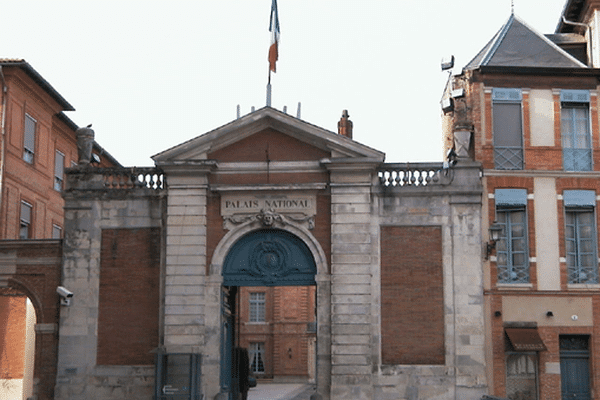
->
<box><xmin>493</xmin><ymin>88</ymin><xmax>523</xmax><ymax>170</ymax></box>
<box><xmin>561</xmin><ymin>90</ymin><xmax>592</xmax><ymax>171</ymax></box>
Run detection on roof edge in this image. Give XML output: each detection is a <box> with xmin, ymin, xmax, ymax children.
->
<box><xmin>0</xmin><ymin>59</ymin><xmax>75</xmax><ymax>111</ymax></box>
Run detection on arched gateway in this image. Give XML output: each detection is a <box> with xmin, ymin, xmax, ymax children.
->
<box><xmin>222</xmin><ymin>229</ymin><xmax>317</xmax><ymax>287</ymax></box>
<box><xmin>212</xmin><ymin>223</ymin><xmax>328</xmax><ymax>400</ymax></box>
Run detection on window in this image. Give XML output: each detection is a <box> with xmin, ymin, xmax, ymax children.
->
<box><xmin>54</xmin><ymin>150</ymin><xmax>65</xmax><ymax>191</ymax></box>
<box><xmin>20</xmin><ymin>201</ymin><xmax>32</xmax><ymax>239</ymax></box>
<box><xmin>564</xmin><ymin>190</ymin><xmax>598</xmax><ymax>284</ymax></box>
<box><xmin>249</xmin><ymin>342</ymin><xmax>265</xmax><ymax>374</ymax></box>
<box><xmin>506</xmin><ymin>353</ymin><xmax>538</xmax><ymax>400</ymax></box>
<box><xmin>23</xmin><ymin>114</ymin><xmax>36</xmax><ymax>164</ymax></box>
<box><xmin>493</xmin><ymin>88</ymin><xmax>523</xmax><ymax>170</ymax></box>
<box><xmin>495</xmin><ymin>189</ymin><xmax>529</xmax><ymax>283</ymax></box>
<box><xmin>52</xmin><ymin>224</ymin><xmax>62</xmax><ymax>239</ymax></box>
<box><xmin>561</xmin><ymin>90</ymin><xmax>592</xmax><ymax>171</ymax></box>
<box><xmin>249</xmin><ymin>292</ymin><xmax>266</xmax><ymax>323</ymax></box>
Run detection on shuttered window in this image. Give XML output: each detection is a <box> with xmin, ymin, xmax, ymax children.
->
<box><xmin>20</xmin><ymin>201</ymin><xmax>32</xmax><ymax>239</ymax></box>
<box><xmin>493</xmin><ymin>88</ymin><xmax>524</xmax><ymax>170</ymax></box>
<box><xmin>54</xmin><ymin>151</ymin><xmax>65</xmax><ymax>191</ymax></box>
<box><xmin>23</xmin><ymin>114</ymin><xmax>36</xmax><ymax>163</ymax></box>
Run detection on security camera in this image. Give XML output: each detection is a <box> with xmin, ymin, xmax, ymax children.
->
<box><xmin>57</xmin><ymin>286</ymin><xmax>73</xmax><ymax>306</ymax></box>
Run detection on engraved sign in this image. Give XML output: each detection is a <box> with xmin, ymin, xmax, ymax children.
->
<box><xmin>221</xmin><ymin>194</ymin><xmax>316</xmax><ymax>230</ymax></box>
<box><xmin>221</xmin><ymin>195</ymin><xmax>315</xmax><ymax>216</ymax></box>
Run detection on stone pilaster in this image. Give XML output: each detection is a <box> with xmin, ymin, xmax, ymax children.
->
<box><xmin>326</xmin><ymin>159</ymin><xmax>380</xmax><ymax>400</ymax></box>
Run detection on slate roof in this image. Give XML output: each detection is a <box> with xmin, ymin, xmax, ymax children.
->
<box><xmin>465</xmin><ymin>13</ymin><xmax>587</xmax><ymax>70</ymax></box>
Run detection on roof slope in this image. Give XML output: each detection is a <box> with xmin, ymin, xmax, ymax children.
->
<box><xmin>465</xmin><ymin>13</ymin><xmax>587</xmax><ymax>69</ymax></box>
<box><xmin>152</xmin><ymin>107</ymin><xmax>385</xmax><ymax>163</ymax></box>
<box><xmin>0</xmin><ymin>59</ymin><xmax>75</xmax><ymax>111</ymax></box>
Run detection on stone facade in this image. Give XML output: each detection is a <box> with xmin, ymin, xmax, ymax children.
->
<box><xmin>54</xmin><ymin>107</ymin><xmax>486</xmax><ymax>399</ymax></box>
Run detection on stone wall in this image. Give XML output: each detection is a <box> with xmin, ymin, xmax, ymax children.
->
<box><xmin>370</xmin><ymin>161</ymin><xmax>487</xmax><ymax>400</ymax></box>
<box><xmin>56</xmin><ymin>171</ymin><xmax>163</xmax><ymax>400</ymax></box>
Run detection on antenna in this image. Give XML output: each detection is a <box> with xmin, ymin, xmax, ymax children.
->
<box><xmin>511</xmin><ymin>0</ymin><xmax>514</xmax><ymax>14</ymax></box>
<box><xmin>236</xmin><ymin>104</ymin><xmax>241</xmax><ymax>119</ymax></box>
<box><xmin>296</xmin><ymin>102</ymin><xmax>301</xmax><ymax>119</ymax></box>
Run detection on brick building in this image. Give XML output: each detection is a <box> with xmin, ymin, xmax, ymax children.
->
<box><xmin>0</xmin><ymin>59</ymin><xmax>120</xmax><ymax>400</ymax></box>
<box><xmin>442</xmin><ymin>1</ymin><xmax>600</xmax><ymax>398</ymax></box>
<box><xmin>237</xmin><ymin>285</ymin><xmax>317</xmax><ymax>381</ymax></box>
<box><xmin>57</xmin><ymin>106</ymin><xmax>487</xmax><ymax>400</ymax></box>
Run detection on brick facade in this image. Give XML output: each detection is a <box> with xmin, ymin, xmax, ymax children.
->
<box><xmin>380</xmin><ymin>225</ymin><xmax>444</xmax><ymax>365</ymax></box>
<box><xmin>97</xmin><ymin>228</ymin><xmax>160</xmax><ymax>366</ymax></box>
<box><xmin>441</xmin><ymin>4</ymin><xmax>600</xmax><ymax>398</ymax></box>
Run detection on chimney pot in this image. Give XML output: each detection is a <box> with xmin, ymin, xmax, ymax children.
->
<box><xmin>337</xmin><ymin>109</ymin><xmax>353</xmax><ymax>139</ymax></box>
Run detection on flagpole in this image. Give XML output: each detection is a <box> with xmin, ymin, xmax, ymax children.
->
<box><xmin>266</xmin><ymin>73</ymin><xmax>272</xmax><ymax>107</ymax></box>
<box><xmin>267</xmin><ymin>0</ymin><xmax>279</xmax><ymax>107</ymax></box>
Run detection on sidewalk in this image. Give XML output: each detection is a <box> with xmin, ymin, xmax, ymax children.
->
<box><xmin>247</xmin><ymin>383</ymin><xmax>315</xmax><ymax>400</ymax></box>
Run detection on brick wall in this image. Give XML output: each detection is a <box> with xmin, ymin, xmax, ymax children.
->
<box><xmin>380</xmin><ymin>225</ymin><xmax>444</xmax><ymax>365</ymax></box>
<box><xmin>0</xmin><ymin>295</ymin><xmax>27</xmax><ymax>379</ymax></box>
<box><xmin>97</xmin><ymin>228</ymin><xmax>160</xmax><ymax>365</ymax></box>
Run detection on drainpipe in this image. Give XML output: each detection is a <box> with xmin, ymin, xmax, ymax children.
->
<box><xmin>562</xmin><ymin>16</ymin><xmax>594</xmax><ymax>67</ymax></box>
<box><xmin>0</xmin><ymin>66</ymin><xmax>7</xmax><ymax>227</ymax></box>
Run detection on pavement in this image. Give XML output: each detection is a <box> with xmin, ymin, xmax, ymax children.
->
<box><xmin>247</xmin><ymin>383</ymin><xmax>316</xmax><ymax>400</ymax></box>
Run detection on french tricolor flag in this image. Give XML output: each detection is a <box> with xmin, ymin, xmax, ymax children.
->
<box><xmin>268</xmin><ymin>0</ymin><xmax>280</xmax><ymax>73</ymax></box>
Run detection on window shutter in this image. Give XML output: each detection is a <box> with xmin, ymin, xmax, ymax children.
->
<box><xmin>24</xmin><ymin>114</ymin><xmax>36</xmax><ymax>151</ymax></box>
<box><xmin>561</xmin><ymin>89</ymin><xmax>590</xmax><ymax>103</ymax></box>
<box><xmin>564</xmin><ymin>190</ymin><xmax>596</xmax><ymax>207</ymax></box>
<box><xmin>495</xmin><ymin>189</ymin><xmax>528</xmax><ymax>206</ymax></box>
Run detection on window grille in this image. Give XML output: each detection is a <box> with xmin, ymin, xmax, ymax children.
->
<box><xmin>493</xmin><ymin>89</ymin><xmax>524</xmax><ymax>170</ymax></box>
<box><xmin>562</xmin><ymin>103</ymin><xmax>592</xmax><ymax>171</ymax></box>
<box><xmin>506</xmin><ymin>353</ymin><xmax>538</xmax><ymax>400</ymax></box>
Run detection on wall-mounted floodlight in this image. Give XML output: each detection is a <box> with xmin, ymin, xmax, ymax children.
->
<box><xmin>441</xmin><ymin>98</ymin><xmax>454</xmax><ymax>113</ymax></box>
<box><xmin>451</xmin><ymin>88</ymin><xmax>465</xmax><ymax>98</ymax></box>
<box><xmin>441</xmin><ymin>55</ymin><xmax>455</xmax><ymax>71</ymax></box>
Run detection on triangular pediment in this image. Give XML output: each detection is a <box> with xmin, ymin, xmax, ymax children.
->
<box><xmin>466</xmin><ymin>14</ymin><xmax>587</xmax><ymax>69</ymax></box>
<box><xmin>152</xmin><ymin>107</ymin><xmax>385</xmax><ymax>163</ymax></box>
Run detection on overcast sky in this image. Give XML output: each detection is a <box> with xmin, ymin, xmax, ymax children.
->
<box><xmin>1</xmin><ymin>0</ymin><xmax>568</xmax><ymax>166</ymax></box>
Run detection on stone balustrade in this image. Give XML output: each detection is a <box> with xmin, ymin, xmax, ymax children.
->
<box><xmin>65</xmin><ymin>167</ymin><xmax>165</xmax><ymax>191</ymax></box>
<box><xmin>378</xmin><ymin>162</ymin><xmax>445</xmax><ymax>187</ymax></box>
<box><xmin>102</xmin><ymin>168</ymin><xmax>165</xmax><ymax>190</ymax></box>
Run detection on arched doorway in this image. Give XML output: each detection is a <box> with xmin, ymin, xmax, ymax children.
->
<box><xmin>220</xmin><ymin>228</ymin><xmax>318</xmax><ymax>399</ymax></box>
<box><xmin>0</xmin><ymin>240</ymin><xmax>62</xmax><ymax>400</ymax></box>
<box><xmin>0</xmin><ymin>288</ymin><xmax>36</xmax><ymax>400</ymax></box>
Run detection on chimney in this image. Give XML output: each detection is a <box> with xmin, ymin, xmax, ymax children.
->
<box><xmin>337</xmin><ymin>110</ymin><xmax>353</xmax><ymax>139</ymax></box>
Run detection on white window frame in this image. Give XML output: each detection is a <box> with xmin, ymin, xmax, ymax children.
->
<box><xmin>249</xmin><ymin>292</ymin><xmax>266</xmax><ymax>323</ymax></box>
<box><xmin>249</xmin><ymin>342</ymin><xmax>265</xmax><ymax>374</ymax></box>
